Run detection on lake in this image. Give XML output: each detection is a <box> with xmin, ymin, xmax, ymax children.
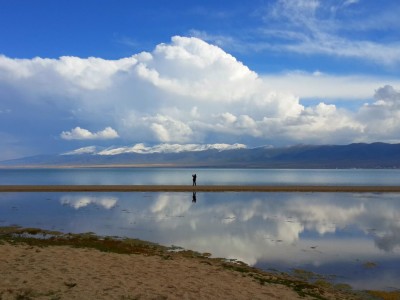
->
<box><xmin>1</xmin><ymin>191</ymin><xmax>400</xmax><ymax>291</ymax></box>
<box><xmin>1</xmin><ymin>167</ymin><xmax>400</xmax><ymax>186</ymax></box>
<box><xmin>1</xmin><ymin>168</ymin><xmax>400</xmax><ymax>291</ymax></box>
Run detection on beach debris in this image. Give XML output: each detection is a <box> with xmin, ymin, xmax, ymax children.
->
<box><xmin>64</xmin><ymin>281</ymin><xmax>77</xmax><ymax>288</ymax></box>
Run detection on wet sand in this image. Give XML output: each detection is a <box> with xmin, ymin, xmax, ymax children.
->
<box><xmin>0</xmin><ymin>184</ymin><xmax>400</xmax><ymax>192</ymax></box>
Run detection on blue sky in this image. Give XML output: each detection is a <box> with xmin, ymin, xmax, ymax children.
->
<box><xmin>1</xmin><ymin>0</ymin><xmax>400</xmax><ymax>159</ymax></box>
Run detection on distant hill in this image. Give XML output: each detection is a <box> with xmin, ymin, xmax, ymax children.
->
<box><xmin>1</xmin><ymin>143</ymin><xmax>400</xmax><ymax>168</ymax></box>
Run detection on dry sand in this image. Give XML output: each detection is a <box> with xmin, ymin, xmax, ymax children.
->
<box><xmin>1</xmin><ymin>185</ymin><xmax>400</xmax><ymax>192</ymax></box>
<box><xmin>0</xmin><ymin>241</ymin><xmax>361</xmax><ymax>300</ymax></box>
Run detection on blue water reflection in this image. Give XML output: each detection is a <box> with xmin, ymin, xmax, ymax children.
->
<box><xmin>2</xmin><ymin>168</ymin><xmax>400</xmax><ymax>185</ymax></box>
<box><xmin>1</xmin><ymin>192</ymin><xmax>400</xmax><ymax>290</ymax></box>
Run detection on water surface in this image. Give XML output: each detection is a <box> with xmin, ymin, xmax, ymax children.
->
<box><xmin>1</xmin><ymin>191</ymin><xmax>399</xmax><ymax>291</ymax></box>
<box><xmin>1</xmin><ymin>168</ymin><xmax>400</xmax><ymax>186</ymax></box>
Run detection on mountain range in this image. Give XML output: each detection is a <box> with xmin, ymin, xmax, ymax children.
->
<box><xmin>1</xmin><ymin>142</ymin><xmax>400</xmax><ymax>169</ymax></box>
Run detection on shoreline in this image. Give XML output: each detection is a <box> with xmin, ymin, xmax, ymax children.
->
<box><xmin>0</xmin><ymin>227</ymin><xmax>370</xmax><ymax>299</ymax></box>
<box><xmin>1</xmin><ymin>184</ymin><xmax>400</xmax><ymax>192</ymax></box>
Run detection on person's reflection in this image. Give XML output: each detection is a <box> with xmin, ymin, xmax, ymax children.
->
<box><xmin>192</xmin><ymin>192</ymin><xmax>197</xmax><ymax>203</ymax></box>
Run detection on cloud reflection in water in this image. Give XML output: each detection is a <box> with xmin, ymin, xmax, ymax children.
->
<box><xmin>51</xmin><ymin>192</ymin><xmax>400</xmax><ymax>266</ymax></box>
<box><xmin>60</xmin><ymin>195</ymin><xmax>118</xmax><ymax>210</ymax></box>
<box><xmin>2</xmin><ymin>191</ymin><xmax>399</xmax><ymax>290</ymax></box>
<box><xmin>113</xmin><ymin>192</ymin><xmax>400</xmax><ymax>290</ymax></box>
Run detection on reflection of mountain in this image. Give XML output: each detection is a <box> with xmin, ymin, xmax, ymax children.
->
<box><xmin>2</xmin><ymin>142</ymin><xmax>400</xmax><ymax>168</ymax></box>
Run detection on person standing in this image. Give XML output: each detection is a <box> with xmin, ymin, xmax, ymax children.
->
<box><xmin>192</xmin><ymin>174</ymin><xmax>197</xmax><ymax>186</ymax></box>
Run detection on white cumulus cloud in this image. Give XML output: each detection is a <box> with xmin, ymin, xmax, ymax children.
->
<box><xmin>356</xmin><ymin>85</ymin><xmax>400</xmax><ymax>143</ymax></box>
<box><xmin>1</xmin><ymin>35</ymin><xmax>400</xmax><ymax>159</ymax></box>
<box><xmin>60</xmin><ymin>127</ymin><xmax>119</xmax><ymax>140</ymax></box>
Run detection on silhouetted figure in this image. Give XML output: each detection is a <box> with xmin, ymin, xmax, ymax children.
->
<box><xmin>192</xmin><ymin>174</ymin><xmax>197</xmax><ymax>186</ymax></box>
<box><xmin>192</xmin><ymin>192</ymin><xmax>197</xmax><ymax>203</ymax></box>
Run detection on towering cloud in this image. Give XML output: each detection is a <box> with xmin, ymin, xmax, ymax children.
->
<box><xmin>0</xmin><ymin>36</ymin><xmax>400</xmax><ymax>159</ymax></box>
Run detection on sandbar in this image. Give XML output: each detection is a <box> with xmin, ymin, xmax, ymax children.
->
<box><xmin>0</xmin><ymin>185</ymin><xmax>400</xmax><ymax>192</ymax></box>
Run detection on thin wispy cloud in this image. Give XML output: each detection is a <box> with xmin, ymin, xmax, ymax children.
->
<box><xmin>262</xmin><ymin>0</ymin><xmax>400</xmax><ymax>65</ymax></box>
<box><xmin>196</xmin><ymin>0</ymin><xmax>400</xmax><ymax>67</ymax></box>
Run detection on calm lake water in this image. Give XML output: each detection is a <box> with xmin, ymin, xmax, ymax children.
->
<box><xmin>1</xmin><ymin>167</ymin><xmax>400</xmax><ymax>185</ymax></box>
<box><xmin>1</xmin><ymin>191</ymin><xmax>400</xmax><ymax>291</ymax></box>
<box><xmin>1</xmin><ymin>168</ymin><xmax>400</xmax><ymax>291</ymax></box>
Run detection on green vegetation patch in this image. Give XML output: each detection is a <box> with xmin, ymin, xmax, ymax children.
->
<box><xmin>0</xmin><ymin>226</ymin><xmax>167</xmax><ymax>256</ymax></box>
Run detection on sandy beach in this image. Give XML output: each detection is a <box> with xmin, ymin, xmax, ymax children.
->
<box><xmin>1</xmin><ymin>184</ymin><xmax>400</xmax><ymax>192</ymax></box>
<box><xmin>0</xmin><ymin>227</ymin><xmax>365</xmax><ymax>300</ymax></box>
<box><xmin>0</xmin><ymin>243</ymin><xmax>311</xmax><ymax>300</ymax></box>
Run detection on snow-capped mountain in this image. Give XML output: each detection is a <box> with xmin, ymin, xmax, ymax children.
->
<box><xmin>2</xmin><ymin>143</ymin><xmax>400</xmax><ymax>168</ymax></box>
<box><xmin>62</xmin><ymin>143</ymin><xmax>247</xmax><ymax>156</ymax></box>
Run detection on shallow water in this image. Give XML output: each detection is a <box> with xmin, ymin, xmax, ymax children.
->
<box><xmin>1</xmin><ymin>191</ymin><xmax>400</xmax><ymax>291</ymax></box>
<box><xmin>1</xmin><ymin>168</ymin><xmax>400</xmax><ymax>186</ymax></box>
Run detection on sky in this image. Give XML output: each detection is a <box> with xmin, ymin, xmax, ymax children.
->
<box><xmin>1</xmin><ymin>0</ymin><xmax>400</xmax><ymax>160</ymax></box>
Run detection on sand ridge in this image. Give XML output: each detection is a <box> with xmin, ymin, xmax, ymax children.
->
<box><xmin>1</xmin><ymin>184</ymin><xmax>400</xmax><ymax>192</ymax></box>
